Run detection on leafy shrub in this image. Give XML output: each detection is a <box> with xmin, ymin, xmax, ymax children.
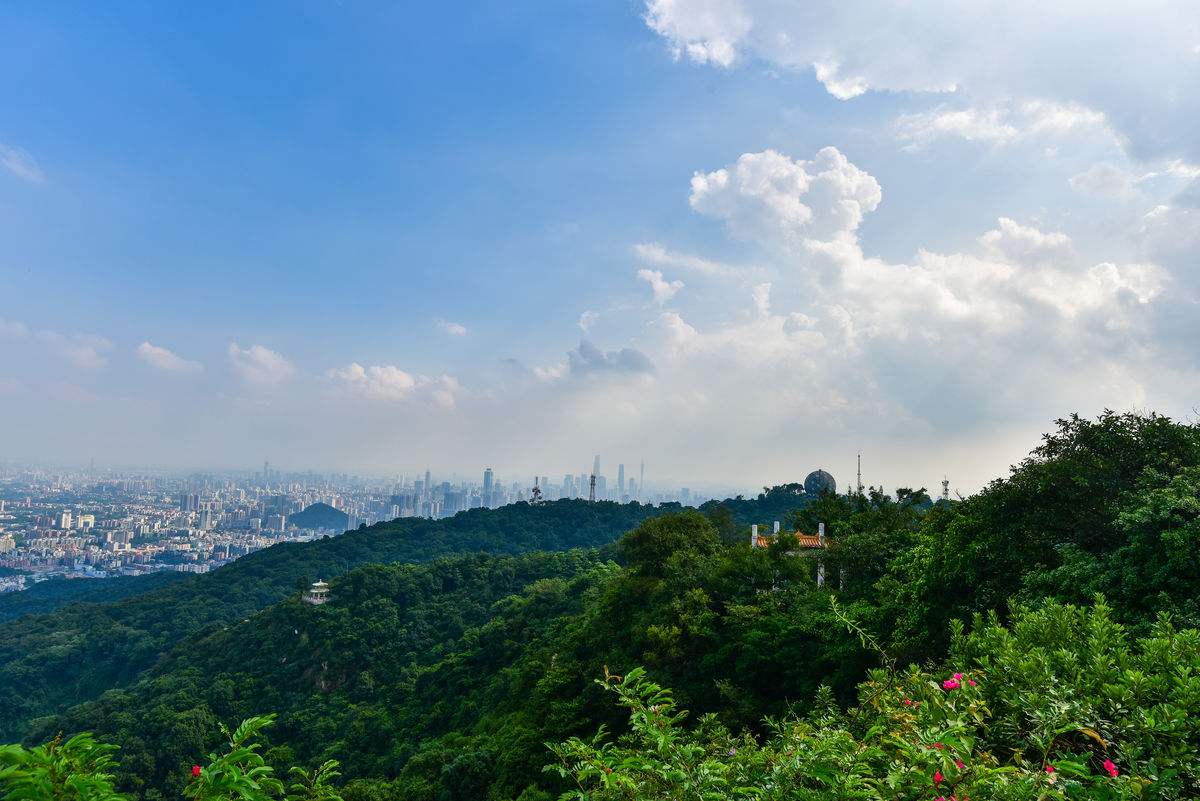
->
<box><xmin>0</xmin><ymin>717</ymin><xmax>341</xmax><ymax>801</ymax></box>
<box><xmin>548</xmin><ymin>598</ymin><xmax>1200</xmax><ymax>800</ymax></box>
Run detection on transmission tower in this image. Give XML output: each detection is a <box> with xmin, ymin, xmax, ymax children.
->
<box><xmin>588</xmin><ymin>473</ymin><xmax>596</xmax><ymax>503</ymax></box>
<box><xmin>531</xmin><ymin>476</ymin><xmax>543</xmax><ymax>505</ymax></box>
<box><xmin>856</xmin><ymin>454</ymin><xmax>863</xmax><ymax>495</ymax></box>
<box><xmin>941</xmin><ymin>477</ymin><xmax>950</xmax><ymax>502</ymax></box>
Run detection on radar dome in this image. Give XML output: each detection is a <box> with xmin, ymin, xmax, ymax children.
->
<box><xmin>804</xmin><ymin>469</ymin><xmax>837</xmax><ymax>496</ymax></box>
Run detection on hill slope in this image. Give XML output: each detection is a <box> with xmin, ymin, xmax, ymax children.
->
<box><xmin>0</xmin><ymin>499</ymin><xmax>661</xmax><ymax>741</ymax></box>
<box><xmin>289</xmin><ymin>502</ymin><xmax>350</xmax><ymax>531</ymax></box>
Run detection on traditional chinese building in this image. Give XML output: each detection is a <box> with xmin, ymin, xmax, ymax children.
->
<box><xmin>750</xmin><ymin>521</ymin><xmax>833</xmax><ymax>586</ymax></box>
<box><xmin>303</xmin><ymin>579</ymin><xmax>331</xmax><ymax>605</ymax></box>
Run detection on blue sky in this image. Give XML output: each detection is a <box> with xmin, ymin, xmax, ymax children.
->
<box><xmin>2</xmin><ymin>1</ymin><xmax>1199</xmax><ymax>492</ymax></box>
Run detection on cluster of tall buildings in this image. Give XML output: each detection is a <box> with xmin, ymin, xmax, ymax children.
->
<box><xmin>0</xmin><ymin>457</ymin><xmax>730</xmax><ymax>593</ymax></box>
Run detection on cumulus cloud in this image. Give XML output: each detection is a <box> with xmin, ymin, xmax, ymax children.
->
<box><xmin>326</xmin><ymin>362</ymin><xmax>459</xmax><ymax>407</ymax></box>
<box><xmin>689</xmin><ymin>147</ymin><xmax>881</xmax><ymax>249</ymax></box>
<box><xmin>228</xmin><ymin>343</ymin><xmax>295</xmax><ymax>385</ymax></box>
<box><xmin>978</xmin><ymin>217</ymin><xmax>1074</xmax><ymax>265</ymax></box>
<box><xmin>37</xmin><ymin>331</ymin><xmax>111</xmax><ymax>369</ymax></box>
<box><xmin>1070</xmin><ymin>163</ymin><xmax>1137</xmax><ymax>198</ymax></box>
<box><xmin>643</xmin><ymin>0</ymin><xmax>1200</xmax><ymax>162</ymax></box>
<box><xmin>136</xmin><ymin>342</ymin><xmax>202</xmax><ymax>373</ymax></box>
<box><xmin>2</xmin><ymin>319</ymin><xmax>110</xmax><ymax>368</ymax></box>
<box><xmin>637</xmin><ymin>268</ymin><xmax>684</xmax><ymax>304</ymax></box>
<box><xmin>566</xmin><ymin>340</ymin><xmax>655</xmax><ymax>377</ymax></box>
<box><xmin>578</xmin><ymin>311</ymin><xmax>598</xmax><ymax>332</ymax></box>
<box><xmin>436</xmin><ymin>319</ymin><xmax>468</xmax><ymax>336</ymax></box>
<box><xmin>601</xmin><ymin>144</ymin><xmax>1185</xmax><ymax>488</ymax></box>
<box><xmin>0</xmin><ymin>143</ymin><xmax>45</xmax><ymax>184</ymax></box>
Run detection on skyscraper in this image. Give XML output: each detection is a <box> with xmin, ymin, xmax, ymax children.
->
<box><xmin>483</xmin><ymin>467</ymin><xmax>494</xmax><ymax>508</ymax></box>
<box><xmin>618</xmin><ymin>463</ymin><xmax>625</xmax><ymax>500</ymax></box>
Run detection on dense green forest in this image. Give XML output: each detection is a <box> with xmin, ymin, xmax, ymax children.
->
<box><xmin>4</xmin><ymin>412</ymin><xmax>1200</xmax><ymax>800</ymax></box>
<box><xmin>0</xmin><ymin>500</ymin><xmax>663</xmax><ymax>742</ymax></box>
<box><xmin>0</xmin><ymin>572</ymin><xmax>187</xmax><ymax>624</ymax></box>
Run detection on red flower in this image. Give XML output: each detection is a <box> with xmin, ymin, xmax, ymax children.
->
<box><xmin>1045</xmin><ymin>764</ymin><xmax>1055</xmax><ymax>774</ymax></box>
<box><xmin>191</xmin><ymin>765</ymin><xmax>201</xmax><ymax>777</ymax></box>
<box><xmin>934</xmin><ymin>771</ymin><xmax>944</xmax><ymax>785</ymax></box>
<box><xmin>943</xmin><ymin>678</ymin><xmax>961</xmax><ymax>690</ymax></box>
<box><xmin>932</xmin><ymin>742</ymin><xmax>944</xmax><ymax>750</ymax></box>
<box><xmin>1103</xmin><ymin>759</ymin><xmax>1118</xmax><ymax>778</ymax></box>
<box><xmin>903</xmin><ymin>698</ymin><xmax>912</xmax><ymax>706</ymax></box>
<box><xmin>956</xmin><ymin>760</ymin><xmax>965</xmax><ymax>770</ymax></box>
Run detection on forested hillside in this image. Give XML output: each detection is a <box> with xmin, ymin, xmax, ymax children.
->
<box><xmin>6</xmin><ymin>412</ymin><xmax>1200</xmax><ymax>801</ymax></box>
<box><xmin>0</xmin><ymin>500</ymin><xmax>663</xmax><ymax>741</ymax></box>
<box><xmin>0</xmin><ymin>572</ymin><xmax>187</xmax><ymax>624</ymax></box>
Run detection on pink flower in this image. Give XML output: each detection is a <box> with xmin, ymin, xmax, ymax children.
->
<box><xmin>956</xmin><ymin>760</ymin><xmax>965</xmax><ymax>770</ymax></box>
<box><xmin>1103</xmin><ymin>759</ymin><xmax>1118</xmax><ymax>778</ymax></box>
<box><xmin>953</xmin><ymin>672</ymin><xmax>963</xmax><ymax>680</ymax></box>
<box><xmin>192</xmin><ymin>765</ymin><xmax>201</xmax><ymax>778</ymax></box>
<box><xmin>932</xmin><ymin>742</ymin><xmax>944</xmax><ymax>750</ymax></box>
<box><xmin>943</xmin><ymin>678</ymin><xmax>960</xmax><ymax>690</ymax></box>
<box><xmin>1045</xmin><ymin>764</ymin><xmax>1055</xmax><ymax>774</ymax></box>
<box><xmin>968</xmin><ymin>679</ymin><xmax>977</xmax><ymax>686</ymax></box>
<box><xmin>934</xmin><ymin>771</ymin><xmax>944</xmax><ymax>785</ymax></box>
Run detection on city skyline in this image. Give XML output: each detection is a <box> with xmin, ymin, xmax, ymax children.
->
<box><xmin>3</xmin><ymin>2</ymin><xmax>1199</xmax><ymax>494</ymax></box>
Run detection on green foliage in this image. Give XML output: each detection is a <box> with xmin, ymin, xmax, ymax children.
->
<box><xmin>2</xmin><ymin>717</ymin><xmax>342</xmax><ymax>801</ymax></box>
<box><xmin>185</xmin><ymin>716</ymin><xmax>284</xmax><ymax>801</ymax></box>
<box><xmin>8</xmin><ymin>412</ymin><xmax>1200</xmax><ymax>801</ymax></box>
<box><xmin>0</xmin><ymin>733</ymin><xmax>125</xmax><ymax>801</ymax></box>
<box><xmin>551</xmin><ymin>599</ymin><xmax>1200</xmax><ymax>801</ymax></box>
<box><xmin>0</xmin><ymin>500</ymin><xmax>660</xmax><ymax>741</ymax></box>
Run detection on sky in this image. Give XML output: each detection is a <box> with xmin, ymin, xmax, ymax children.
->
<box><xmin>1</xmin><ymin>1</ymin><xmax>1198</xmax><ymax>493</ymax></box>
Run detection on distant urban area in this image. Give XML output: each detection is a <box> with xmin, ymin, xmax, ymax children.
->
<box><xmin>0</xmin><ymin>458</ymin><xmax>731</xmax><ymax>591</ymax></box>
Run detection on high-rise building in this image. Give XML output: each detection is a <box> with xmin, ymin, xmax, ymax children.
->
<box><xmin>483</xmin><ymin>467</ymin><xmax>494</xmax><ymax>508</ymax></box>
<box><xmin>59</xmin><ymin>510</ymin><xmax>72</xmax><ymax>530</ymax></box>
<box><xmin>618</xmin><ymin>464</ymin><xmax>625</xmax><ymax>500</ymax></box>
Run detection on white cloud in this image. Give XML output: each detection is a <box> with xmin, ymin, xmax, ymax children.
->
<box><xmin>633</xmin><ymin>242</ymin><xmax>741</xmax><ymax>276</ymax></box>
<box><xmin>1069</xmin><ymin>163</ymin><xmax>1136</xmax><ymax>198</ymax></box>
<box><xmin>2</xmin><ymin>319</ymin><xmax>110</xmax><ymax>368</ymax></box>
<box><xmin>578</xmin><ymin>310</ymin><xmax>598</xmax><ymax>332</ymax></box>
<box><xmin>228</xmin><ymin>343</ymin><xmax>296</xmax><ymax>385</ymax></box>
<box><xmin>326</xmin><ymin>362</ymin><xmax>460</xmax><ymax>407</ymax></box>
<box><xmin>689</xmin><ymin>147</ymin><xmax>881</xmax><ymax>249</ymax></box>
<box><xmin>436</xmin><ymin>319</ymin><xmax>468</xmax><ymax>336</ymax></box>
<box><xmin>895</xmin><ymin>100</ymin><xmax>1109</xmax><ymax>151</ymax></box>
<box><xmin>37</xmin><ymin>331</ymin><xmax>111</xmax><ymax>369</ymax></box>
<box><xmin>0</xmin><ymin>143</ymin><xmax>45</xmax><ymax>184</ymax></box>
<box><xmin>978</xmin><ymin>217</ymin><xmax>1074</xmax><ymax>265</ymax></box>
<box><xmin>637</xmin><ymin>268</ymin><xmax>684</xmax><ymax>305</ymax></box>
<box><xmin>643</xmin><ymin>1</ymin><xmax>1200</xmax><ymax>162</ymax></box>
<box><xmin>136</xmin><ymin>342</ymin><xmax>202</xmax><ymax>373</ymax></box>
<box><xmin>644</xmin><ymin>0</ymin><xmax>750</xmax><ymax>67</ymax></box>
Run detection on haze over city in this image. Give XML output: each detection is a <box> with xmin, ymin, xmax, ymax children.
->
<box><xmin>3</xmin><ymin>2</ymin><xmax>1199</xmax><ymax>494</ymax></box>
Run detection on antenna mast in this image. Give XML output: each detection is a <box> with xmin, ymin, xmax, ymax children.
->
<box><xmin>941</xmin><ymin>477</ymin><xmax>950</xmax><ymax>502</ymax></box>
<box><xmin>531</xmin><ymin>476</ymin><xmax>543</xmax><ymax>505</ymax></box>
<box><xmin>856</xmin><ymin>454</ymin><xmax>863</xmax><ymax>495</ymax></box>
<box><xmin>588</xmin><ymin>473</ymin><xmax>596</xmax><ymax>503</ymax></box>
